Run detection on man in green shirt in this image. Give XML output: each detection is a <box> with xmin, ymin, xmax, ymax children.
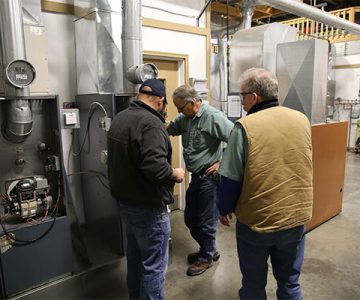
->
<box><xmin>167</xmin><ymin>85</ymin><xmax>233</xmax><ymax>276</ymax></box>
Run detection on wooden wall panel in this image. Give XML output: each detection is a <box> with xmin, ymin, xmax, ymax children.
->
<box><xmin>307</xmin><ymin>121</ymin><xmax>348</xmax><ymax>231</ymax></box>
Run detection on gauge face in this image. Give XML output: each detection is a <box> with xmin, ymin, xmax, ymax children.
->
<box><xmin>5</xmin><ymin>60</ymin><xmax>36</xmax><ymax>88</ymax></box>
<box><xmin>140</xmin><ymin>63</ymin><xmax>158</xmax><ymax>81</ymax></box>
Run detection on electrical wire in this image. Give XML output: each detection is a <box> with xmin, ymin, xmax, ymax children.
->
<box><xmin>142</xmin><ymin>4</ymin><xmax>196</xmax><ymax>19</ymax></box>
<box><xmin>90</xmin><ymin>102</ymin><xmax>108</xmax><ymax>118</ymax></box>
<box><xmin>67</xmin><ymin>171</ymin><xmax>110</xmax><ymax>190</ymax></box>
<box><xmin>71</xmin><ymin>102</ymin><xmax>108</xmax><ymax>157</ymax></box>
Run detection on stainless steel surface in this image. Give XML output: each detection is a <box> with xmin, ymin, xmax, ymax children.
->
<box><xmin>122</xmin><ymin>0</ymin><xmax>142</xmax><ymax>94</ymax></box>
<box><xmin>74</xmin><ymin>0</ymin><xmax>122</xmax><ymax>18</ymax></box>
<box><xmin>0</xmin><ymin>0</ymin><xmax>29</xmax><ymax>96</ymax></box>
<box><xmin>0</xmin><ymin>0</ymin><xmax>33</xmax><ymax>142</ymax></box>
<box><xmin>4</xmin><ymin>100</ymin><xmax>33</xmax><ymax>142</ymax></box>
<box><xmin>277</xmin><ymin>39</ymin><xmax>328</xmax><ymax>124</ymax></box>
<box><xmin>75</xmin><ymin>10</ymin><xmax>124</xmax><ymax>94</ymax></box>
<box><xmin>229</xmin><ymin>23</ymin><xmax>297</xmax><ymax>93</ymax></box>
<box><xmin>240</xmin><ymin>0</ymin><xmax>255</xmax><ymax>29</ymax></box>
<box><xmin>75</xmin><ymin>0</ymin><xmax>143</xmax><ymax>94</ymax></box>
<box><xmin>22</xmin><ymin>0</ymin><xmax>43</xmax><ymax>26</ymax></box>
<box><xmin>259</xmin><ymin>0</ymin><xmax>360</xmax><ymax>36</ymax></box>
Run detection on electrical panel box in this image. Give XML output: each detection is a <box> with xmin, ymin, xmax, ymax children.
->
<box><xmin>60</xmin><ymin>108</ymin><xmax>80</xmax><ymax>129</ymax></box>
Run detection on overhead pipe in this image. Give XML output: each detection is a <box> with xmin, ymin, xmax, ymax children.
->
<box><xmin>257</xmin><ymin>0</ymin><xmax>360</xmax><ymax>36</ymax></box>
<box><xmin>240</xmin><ymin>0</ymin><xmax>255</xmax><ymax>29</ymax></box>
<box><xmin>0</xmin><ymin>0</ymin><xmax>33</xmax><ymax>142</ymax></box>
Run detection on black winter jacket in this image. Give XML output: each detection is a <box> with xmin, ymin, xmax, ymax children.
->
<box><xmin>107</xmin><ymin>100</ymin><xmax>174</xmax><ymax>209</ymax></box>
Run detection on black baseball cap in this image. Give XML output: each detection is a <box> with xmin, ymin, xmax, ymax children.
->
<box><xmin>139</xmin><ymin>79</ymin><xmax>167</xmax><ymax>103</ymax></box>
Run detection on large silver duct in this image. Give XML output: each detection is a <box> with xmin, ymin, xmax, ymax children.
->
<box><xmin>0</xmin><ymin>0</ymin><xmax>33</xmax><ymax>142</ymax></box>
<box><xmin>122</xmin><ymin>0</ymin><xmax>142</xmax><ymax>94</ymax></box>
<box><xmin>257</xmin><ymin>0</ymin><xmax>360</xmax><ymax>36</ymax></box>
<box><xmin>75</xmin><ymin>0</ymin><xmax>145</xmax><ymax>95</ymax></box>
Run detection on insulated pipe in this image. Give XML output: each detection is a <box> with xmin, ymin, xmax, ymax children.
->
<box><xmin>0</xmin><ymin>0</ymin><xmax>33</xmax><ymax>142</ymax></box>
<box><xmin>240</xmin><ymin>0</ymin><xmax>255</xmax><ymax>29</ymax></box>
<box><xmin>122</xmin><ymin>0</ymin><xmax>142</xmax><ymax>94</ymax></box>
<box><xmin>258</xmin><ymin>0</ymin><xmax>360</xmax><ymax>36</ymax></box>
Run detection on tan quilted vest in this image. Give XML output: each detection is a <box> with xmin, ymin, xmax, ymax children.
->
<box><xmin>235</xmin><ymin>106</ymin><xmax>313</xmax><ymax>233</ymax></box>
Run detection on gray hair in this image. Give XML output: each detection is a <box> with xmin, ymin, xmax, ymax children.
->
<box><xmin>172</xmin><ymin>85</ymin><xmax>199</xmax><ymax>102</ymax></box>
<box><xmin>239</xmin><ymin>68</ymin><xmax>278</xmax><ymax>100</ymax></box>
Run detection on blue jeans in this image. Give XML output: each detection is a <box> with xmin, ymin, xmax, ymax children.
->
<box><xmin>119</xmin><ymin>204</ymin><xmax>170</xmax><ymax>300</ymax></box>
<box><xmin>236</xmin><ymin>221</ymin><xmax>305</xmax><ymax>300</ymax></box>
<box><xmin>184</xmin><ymin>173</ymin><xmax>218</xmax><ymax>262</ymax></box>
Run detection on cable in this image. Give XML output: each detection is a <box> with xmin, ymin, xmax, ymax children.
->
<box><xmin>142</xmin><ymin>4</ymin><xmax>196</xmax><ymax>19</ymax></box>
<box><xmin>89</xmin><ymin>102</ymin><xmax>108</xmax><ymax>118</ymax></box>
<box><xmin>67</xmin><ymin>171</ymin><xmax>110</xmax><ymax>190</ymax></box>
<box><xmin>71</xmin><ymin>101</ymin><xmax>108</xmax><ymax>157</ymax></box>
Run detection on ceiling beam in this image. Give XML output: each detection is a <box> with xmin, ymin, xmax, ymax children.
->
<box><xmin>211</xmin><ymin>2</ymin><xmax>241</xmax><ymax>17</ymax></box>
<box><xmin>211</xmin><ymin>2</ymin><xmax>286</xmax><ymax>20</ymax></box>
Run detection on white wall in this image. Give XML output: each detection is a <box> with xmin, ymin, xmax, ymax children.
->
<box><xmin>142</xmin><ymin>0</ymin><xmax>208</xmax><ymax>78</ymax></box>
<box><xmin>142</xmin><ymin>27</ymin><xmax>207</xmax><ymax>79</ymax></box>
<box><xmin>333</xmin><ymin>53</ymin><xmax>360</xmax><ymax>148</ymax></box>
<box><xmin>334</xmin><ymin>54</ymin><xmax>360</xmax><ymax>100</ymax></box>
<box><xmin>142</xmin><ymin>0</ymin><xmax>206</xmax><ymax>27</ymax></box>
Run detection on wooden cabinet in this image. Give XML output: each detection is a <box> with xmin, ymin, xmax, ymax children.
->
<box><xmin>306</xmin><ymin>121</ymin><xmax>348</xmax><ymax>231</ymax></box>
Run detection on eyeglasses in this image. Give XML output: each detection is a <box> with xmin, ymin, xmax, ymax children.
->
<box><xmin>177</xmin><ymin>101</ymin><xmax>191</xmax><ymax>111</ymax></box>
<box><xmin>240</xmin><ymin>92</ymin><xmax>253</xmax><ymax>97</ymax></box>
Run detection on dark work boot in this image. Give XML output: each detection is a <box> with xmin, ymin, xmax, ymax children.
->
<box><xmin>186</xmin><ymin>261</ymin><xmax>212</xmax><ymax>276</ymax></box>
<box><xmin>187</xmin><ymin>251</ymin><xmax>220</xmax><ymax>264</ymax></box>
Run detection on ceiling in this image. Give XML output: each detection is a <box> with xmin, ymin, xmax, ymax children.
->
<box><xmin>211</xmin><ymin>0</ymin><xmax>360</xmax><ymax>27</ymax></box>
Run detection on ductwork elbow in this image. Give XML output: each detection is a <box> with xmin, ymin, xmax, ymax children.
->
<box><xmin>3</xmin><ymin>100</ymin><xmax>33</xmax><ymax>143</ymax></box>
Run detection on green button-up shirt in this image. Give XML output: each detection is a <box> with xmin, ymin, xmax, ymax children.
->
<box><xmin>167</xmin><ymin>101</ymin><xmax>234</xmax><ymax>173</ymax></box>
<box><xmin>218</xmin><ymin>122</ymin><xmax>248</xmax><ymax>182</ymax></box>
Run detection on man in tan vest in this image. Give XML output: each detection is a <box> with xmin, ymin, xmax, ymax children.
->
<box><xmin>217</xmin><ymin>68</ymin><xmax>313</xmax><ymax>299</ymax></box>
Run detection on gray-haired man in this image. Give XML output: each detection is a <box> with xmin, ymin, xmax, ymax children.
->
<box><xmin>167</xmin><ymin>85</ymin><xmax>233</xmax><ymax>276</ymax></box>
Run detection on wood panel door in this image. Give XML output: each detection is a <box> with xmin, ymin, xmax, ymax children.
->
<box><xmin>143</xmin><ymin>58</ymin><xmax>184</xmax><ymax>209</ymax></box>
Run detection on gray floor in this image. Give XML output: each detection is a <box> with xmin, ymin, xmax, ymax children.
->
<box><xmin>17</xmin><ymin>152</ymin><xmax>360</xmax><ymax>299</ymax></box>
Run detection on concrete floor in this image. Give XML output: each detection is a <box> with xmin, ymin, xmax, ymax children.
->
<box><xmin>17</xmin><ymin>152</ymin><xmax>360</xmax><ymax>299</ymax></box>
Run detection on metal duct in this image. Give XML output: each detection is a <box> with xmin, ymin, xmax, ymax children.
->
<box><xmin>75</xmin><ymin>0</ymin><xmax>144</xmax><ymax>95</ymax></box>
<box><xmin>122</xmin><ymin>0</ymin><xmax>142</xmax><ymax>94</ymax></box>
<box><xmin>240</xmin><ymin>0</ymin><xmax>255</xmax><ymax>29</ymax></box>
<box><xmin>0</xmin><ymin>0</ymin><xmax>33</xmax><ymax>142</ymax></box>
<box><xmin>258</xmin><ymin>0</ymin><xmax>360</xmax><ymax>36</ymax></box>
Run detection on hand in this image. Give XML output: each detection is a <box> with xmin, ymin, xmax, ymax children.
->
<box><xmin>172</xmin><ymin>168</ymin><xmax>185</xmax><ymax>183</ymax></box>
<box><xmin>205</xmin><ymin>162</ymin><xmax>220</xmax><ymax>176</ymax></box>
<box><xmin>219</xmin><ymin>214</ymin><xmax>232</xmax><ymax>226</ymax></box>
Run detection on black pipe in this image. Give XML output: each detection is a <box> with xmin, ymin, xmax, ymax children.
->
<box><xmin>196</xmin><ymin>0</ymin><xmax>214</xmax><ymax>27</ymax></box>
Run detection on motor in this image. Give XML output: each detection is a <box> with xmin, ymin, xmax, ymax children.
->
<box><xmin>3</xmin><ymin>176</ymin><xmax>53</xmax><ymax>219</ymax></box>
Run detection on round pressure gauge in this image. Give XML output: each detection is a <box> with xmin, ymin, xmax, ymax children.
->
<box><xmin>5</xmin><ymin>59</ymin><xmax>36</xmax><ymax>88</ymax></box>
<box><xmin>126</xmin><ymin>63</ymin><xmax>159</xmax><ymax>84</ymax></box>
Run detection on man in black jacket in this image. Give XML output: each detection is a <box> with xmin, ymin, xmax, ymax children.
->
<box><xmin>108</xmin><ymin>79</ymin><xmax>185</xmax><ymax>300</ymax></box>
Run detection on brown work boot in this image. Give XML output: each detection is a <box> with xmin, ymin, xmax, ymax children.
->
<box><xmin>186</xmin><ymin>261</ymin><xmax>212</xmax><ymax>276</ymax></box>
<box><xmin>187</xmin><ymin>251</ymin><xmax>220</xmax><ymax>264</ymax></box>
